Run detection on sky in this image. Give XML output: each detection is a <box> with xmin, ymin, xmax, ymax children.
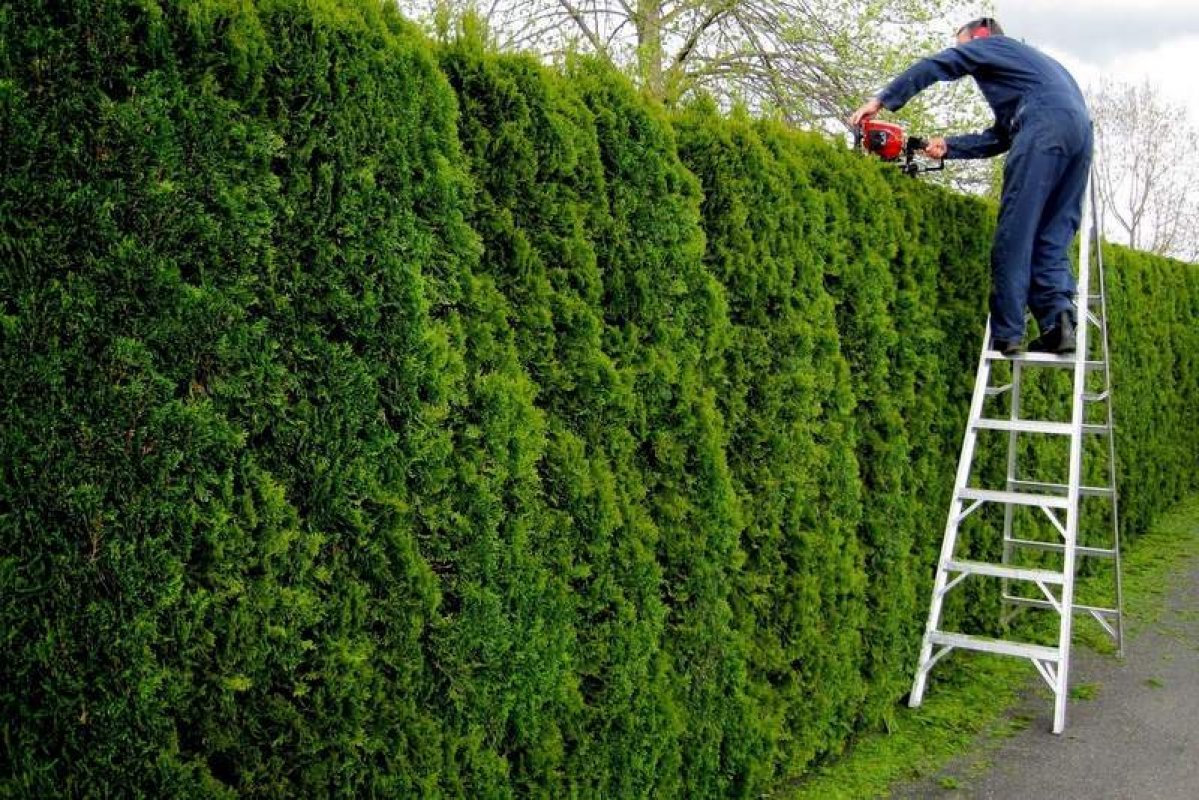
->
<box><xmin>989</xmin><ymin>0</ymin><xmax>1199</xmax><ymax>126</ymax></box>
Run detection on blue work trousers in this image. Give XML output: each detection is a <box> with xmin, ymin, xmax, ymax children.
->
<box><xmin>989</xmin><ymin>107</ymin><xmax>1093</xmax><ymax>341</ymax></box>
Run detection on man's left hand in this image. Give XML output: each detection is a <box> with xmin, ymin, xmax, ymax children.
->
<box><xmin>921</xmin><ymin>137</ymin><xmax>948</xmax><ymax>158</ymax></box>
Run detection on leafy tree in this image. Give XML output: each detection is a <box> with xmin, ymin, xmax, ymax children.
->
<box><xmin>420</xmin><ymin>0</ymin><xmax>974</xmax><ymax>125</ymax></box>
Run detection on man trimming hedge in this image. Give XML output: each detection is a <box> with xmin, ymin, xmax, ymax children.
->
<box><xmin>851</xmin><ymin>16</ymin><xmax>1092</xmax><ymax>356</ymax></box>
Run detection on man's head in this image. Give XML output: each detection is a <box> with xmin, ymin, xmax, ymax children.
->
<box><xmin>956</xmin><ymin>17</ymin><xmax>1004</xmax><ymax>44</ymax></box>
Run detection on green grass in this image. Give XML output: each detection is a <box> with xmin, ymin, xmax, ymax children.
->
<box><xmin>785</xmin><ymin>655</ymin><xmax>1029</xmax><ymax>799</ymax></box>
<box><xmin>1119</xmin><ymin>497</ymin><xmax>1199</xmax><ymax>628</ymax></box>
<box><xmin>784</xmin><ymin>495</ymin><xmax>1199</xmax><ymax>799</ymax></box>
<box><xmin>1144</xmin><ymin>677</ymin><xmax>1165</xmax><ymax>689</ymax></box>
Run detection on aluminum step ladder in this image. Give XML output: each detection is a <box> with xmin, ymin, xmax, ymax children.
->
<box><xmin>908</xmin><ymin>173</ymin><xmax>1123</xmax><ymax>734</ymax></box>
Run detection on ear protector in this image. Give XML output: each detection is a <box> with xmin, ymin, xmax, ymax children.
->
<box><xmin>958</xmin><ymin>17</ymin><xmax>997</xmax><ymax>40</ymax></box>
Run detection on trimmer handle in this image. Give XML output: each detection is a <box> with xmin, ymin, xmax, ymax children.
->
<box><xmin>902</xmin><ymin>135</ymin><xmax>944</xmax><ymax>177</ymax></box>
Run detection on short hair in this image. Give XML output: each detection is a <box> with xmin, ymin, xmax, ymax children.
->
<box><xmin>956</xmin><ymin>17</ymin><xmax>1004</xmax><ymax>38</ymax></box>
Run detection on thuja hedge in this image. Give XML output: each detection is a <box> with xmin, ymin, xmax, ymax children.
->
<box><xmin>2</xmin><ymin>2</ymin><xmax>1197</xmax><ymax>796</ymax></box>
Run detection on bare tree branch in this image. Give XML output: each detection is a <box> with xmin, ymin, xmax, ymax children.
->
<box><xmin>556</xmin><ymin>0</ymin><xmax>609</xmax><ymax>52</ymax></box>
<box><xmin>670</xmin><ymin>6</ymin><xmax>726</xmax><ymax>71</ymax></box>
<box><xmin>1089</xmin><ymin>79</ymin><xmax>1199</xmax><ymax>261</ymax></box>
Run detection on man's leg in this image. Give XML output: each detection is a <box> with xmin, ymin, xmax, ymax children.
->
<box><xmin>990</xmin><ymin>141</ymin><xmax>1062</xmax><ymax>342</ymax></box>
<box><xmin>1029</xmin><ymin>127</ymin><xmax>1093</xmax><ymax>330</ymax></box>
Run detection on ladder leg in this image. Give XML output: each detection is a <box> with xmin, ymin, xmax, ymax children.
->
<box><xmin>911</xmin><ymin>504</ymin><xmax>963</xmax><ymax>707</ymax></box>
<box><xmin>910</xmin><ymin>591</ymin><xmax>940</xmax><ymax>706</ymax></box>
<box><xmin>1053</xmin><ymin>528</ymin><xmax>1078</xmax><ymax>734</ymax></box>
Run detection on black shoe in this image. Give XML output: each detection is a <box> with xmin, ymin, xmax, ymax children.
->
<box><xmin>1029</xmin><ymin>312</ymin><xmax>1077</xmax><ymax>354</ymax></box>
<box><xmin>990</xmin><ymin>337</ymin><xmax>1024</xmax><ymax>356</ymax></box>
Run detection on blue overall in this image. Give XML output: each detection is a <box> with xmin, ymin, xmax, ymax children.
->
<box><xmin>877</xmin><ymin>36</ymin><xmax>1093</xmax><ymax>342</ymax></box>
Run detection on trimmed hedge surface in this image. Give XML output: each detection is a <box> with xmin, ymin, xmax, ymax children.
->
<box><xmin>2</xmin><ymin>3</ymin><xmax>1196</xmax><ymax>796</ymax></box>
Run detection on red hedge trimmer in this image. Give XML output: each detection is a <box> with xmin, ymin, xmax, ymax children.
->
<box><xmin>853</xmin><ymin>119</ymin><xmax>944</xmax><ymax>177</ymax></box>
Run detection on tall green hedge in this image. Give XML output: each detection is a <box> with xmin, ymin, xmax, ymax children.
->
<box><xmin>3</xmin><ymin>3</ymin><xmax>1197</xmax><ymax>797</ymax></box>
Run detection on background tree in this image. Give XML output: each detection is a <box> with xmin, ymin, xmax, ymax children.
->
<box><xmin>421</xmin><ymin>0</ymin><xmax>975</xmax><ymax>127</ymax></box>
<box><xmin>1088</xmin><ymin>79</ymin><xmax>1199</xmax><ymax>263</ymax></box>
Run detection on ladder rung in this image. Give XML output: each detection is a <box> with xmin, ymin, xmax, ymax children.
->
<box><xmin>1006</xmin><ymin>479</ymin><xmax>1115</xmax><ymax>499</ymax></box>
<box><xmin>975</xmin><ymin>418</ymin><xmax>1072</xmax><ymax>435</ymax></box>
<box><xmin>973</xmin><ymin>420</ymin><xmax>1109</xmax><ymax>436</ymax></box>
<box><xmin>943</xmin><ymin>558</ymin><xmax>1065</xmax><ymax>584</ymax></box>
<box><xmin>1002</xmin><ymin>595</ymin><xmax>1119</xmax><ymax>617</ymax></box>
<box><xmin>1086</xmin><ymin>294</ymin><xmax>1103</xmax><ymax>305</ymax></box>
<box><xmin>958</xmin><ymin>487</ymin><xmax>1070</xmax><ymax>509</ymax></box>
<box><xmin>928</xmin><ymin>631</ymin><xmax>1060</xmax><ymax>662</ymax></box>
<box><xmin>984</xmin><ymin>351</ymin><xmax>1105</xmax><ymax>370</ymax></box>
<box><xmin>1004</xmin><ymin>538</ymin><xmax>1117</xmax><ymax>558</ymax></box>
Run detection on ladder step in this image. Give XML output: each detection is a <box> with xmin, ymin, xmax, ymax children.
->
<box><xmin>1004</xmin><ymin>538</ymin><xmax>1118</xmax><ymax>558</ymax></box>
<box><xmin>984</xmin><ymin>350</ymin><xmax>1105</xmax><ymax>370</ymax></box>
<box><xmin>1002</xmin><ymin>595</ymin><xmax>1120</xmax><ymax>617</ymax></box>
<box><xmin>928</xmin><ymin>630</ymin><xmax>1060</xmax><ymax>662</ymax></box>
<box><xmin>973</xmin><ymin>419</ymin><xmax>1109</xmax><ymax>435</ymax></box>
<box><xmin>944</xmin><ymin>558</ymin><xmax>1065</xmax><ymax>584</ymax></box>
<box><xmin>958</xmin><ymin>487</ymin><xmax>1070</xmax><ymax>509</ymax></box>
<box><xmin>975</xmin><ymin>418</ymin><xmax>1072</xmax><ymax>435</ymax></box>
<box><xmin>1006</xmin><ymin>479</ymin><xmax>1115</xmax><ymax>499</ymax></box>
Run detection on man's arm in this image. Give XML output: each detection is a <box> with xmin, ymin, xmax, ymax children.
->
<box><xmin>944</xmin><ymin>125</ymin><xmax>1010</xmax><ymax>159</ymax></box>
<box><xmin>877</xmin><ymin>42</ymin><xmax>988</xmax><ymax>112</ymax></box>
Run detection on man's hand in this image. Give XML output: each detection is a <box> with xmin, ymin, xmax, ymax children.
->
<box><xmin>849</xmin><ymin>98</ymin><xmax>883</xmax><ymax>126</ymax></box>
<box><xmin>921</xmin><ymin>136</ymin><xmax>948</xmax><ymax>159</ymax></box>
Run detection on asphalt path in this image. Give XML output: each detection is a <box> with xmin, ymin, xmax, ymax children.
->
<box><xmin>892</xmin><ymin>559</ymin><xmax>1199</xmax><ymax>799</ymax></box>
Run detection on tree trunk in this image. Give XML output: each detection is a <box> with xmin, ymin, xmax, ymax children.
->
<box><xmin>635</xmin><ymin>0</ymin><xmax>664</xmax><ymax>98</ymax></box>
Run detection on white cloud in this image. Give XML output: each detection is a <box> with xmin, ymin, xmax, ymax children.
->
<box><xmin>993</xmin><ymin>0</ymin><xmax>1199</xmax><ymax>62</ymax></box>
<box><xmin>985</xmin><ymin>2</ymin><xmax>1199</xmax><ymax>127</ymax></box>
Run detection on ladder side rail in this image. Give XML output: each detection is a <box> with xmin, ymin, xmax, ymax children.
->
<box><xmin>1053</xmin><ymin>173</ymin><xmax>1096</xmax><ymax>734</ymax></box>
<box><xmin>909</xmin><ymin>323</ymin><xmax>997</xmax><ymax>708</ymax></box>
<box><xmin>1091</xmin><ymin>171</ymin><xmax>1125</xmax><ymax>655</ymax></box>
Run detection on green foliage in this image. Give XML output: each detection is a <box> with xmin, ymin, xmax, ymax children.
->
<box><xmin>1</xmin><ymin>0</ymin><xmax>538</xmax><ymax>795</ymax></box>
<box><xmin>438</xmin><ymin>38</ymin><xmax>677</xmax><ymax>798</ymax></box>
<box><xmin>3</xmin><ymin>3</ymin><xmax>1198</xmax><ymax>798</ymax></box>
<box><xmin>674</xmin><ymin>104</ymin><xmax>871</xmax><ymax>777</ymax></box>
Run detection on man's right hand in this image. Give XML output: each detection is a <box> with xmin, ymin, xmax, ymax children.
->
<box><xmin>849</xmin><ymin>98</ymin><xmax>883</xmax><ymax>126</ymax></box>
